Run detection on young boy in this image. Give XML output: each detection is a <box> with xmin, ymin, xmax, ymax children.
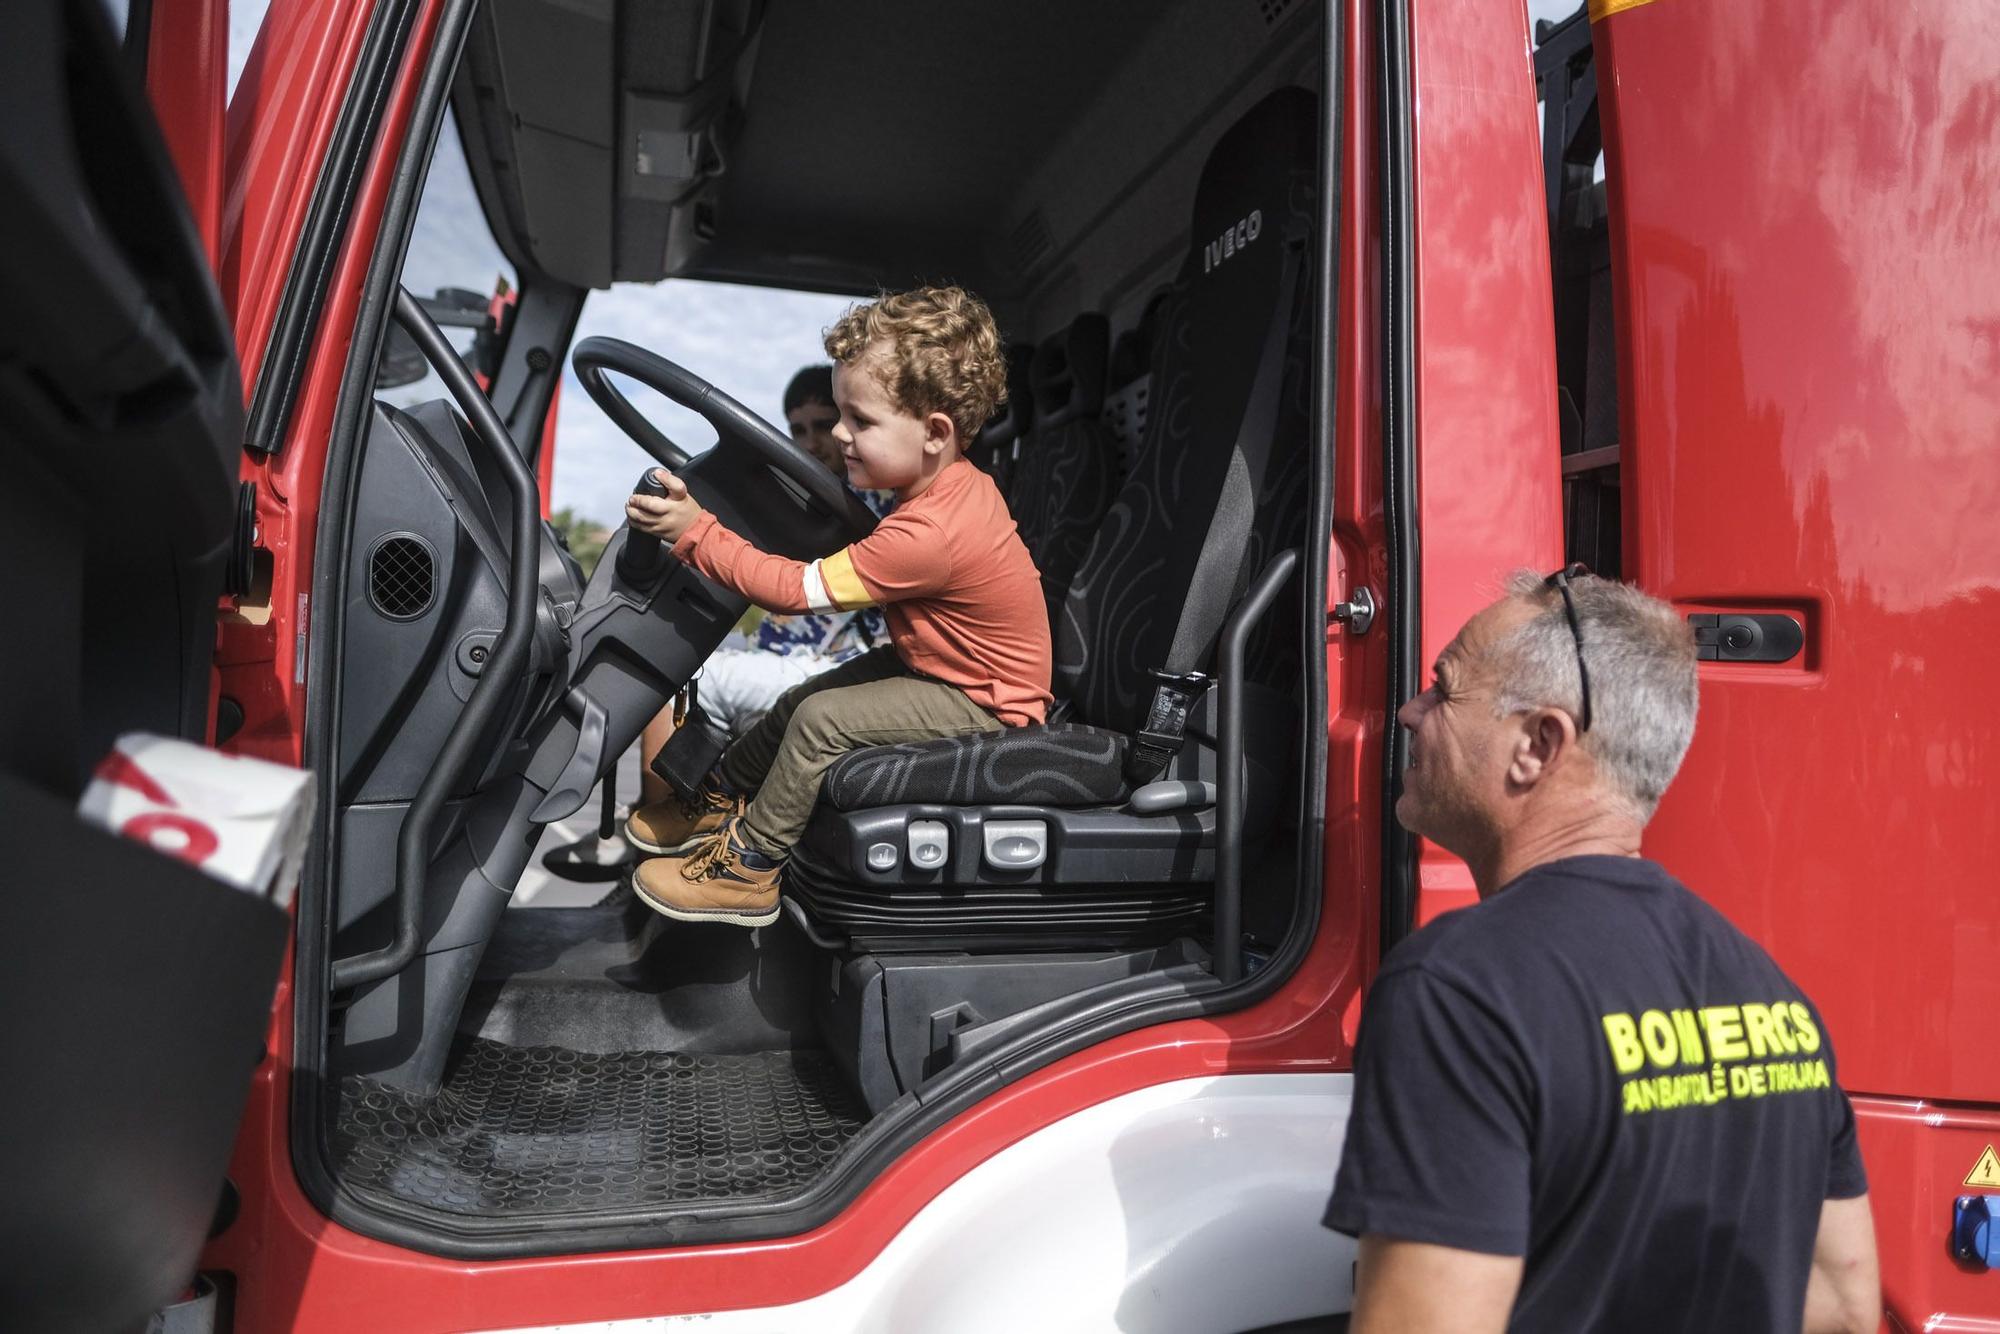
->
<box><xmin>627</xmin><ymin>365</ymin><xmax>891</xmax><ymax>822</ymax></box>
<box><xmin>622</xmin><ymin>286</ymin><xmax>1052</xmax><ymax>926</ymax></box>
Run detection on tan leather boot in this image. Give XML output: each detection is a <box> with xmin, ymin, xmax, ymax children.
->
<box><xmin>622</xmin><ymin>787</ymin><xmax>743</xmax><ymax>855</ymax></box>
<box><xmin>633</xmin><ymin>820</ymin><xmax>782</xmax><ymax>927</ymax></box>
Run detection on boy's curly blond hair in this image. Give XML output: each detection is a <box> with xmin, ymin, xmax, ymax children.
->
<box><xmin>823</xmin><ymin>286</ymin><xmax>1007</xmax><ymax>449</ymax></box>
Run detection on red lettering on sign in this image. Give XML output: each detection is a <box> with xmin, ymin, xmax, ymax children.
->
<box><xmin>93</xmin><ymin>751</ymin><xmax>176</xmax><ymax>806</ymax></box>
<box><xmin>121</xmin><ymin>812</ymin><xmax>219</xmax><ymax>866</ymax></box>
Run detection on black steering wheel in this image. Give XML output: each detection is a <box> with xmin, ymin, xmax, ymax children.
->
<box><xmin>571</xmin><ymin>336</ymin><xmax>864</xmax><ymax>521</ymax></box>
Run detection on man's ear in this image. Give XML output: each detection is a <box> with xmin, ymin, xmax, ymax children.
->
<box><xmin>923</xmin><ymin>410</ymin><xmax>958</xmax><ymax>456</ymax></box>
<box><xmin>1506</xmin><ymin>708</ymin><xmax>1576</xmax><ymax>790</ymax></box>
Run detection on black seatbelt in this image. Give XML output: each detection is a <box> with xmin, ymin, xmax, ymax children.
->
<box><xmin>1125</xmin><ymin>236</ymin><xmax>1305</xmax><ymax>786</ymax></box>
<box><xmin>1163</xmin><ymin>234</ymin><xmax>1306</xmax><ymax>676</ymax></box>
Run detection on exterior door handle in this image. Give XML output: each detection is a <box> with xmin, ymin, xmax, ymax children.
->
<box><xmin>1687</xmin><ymin>612</ymin><xmax>1803</xmax><ymax>663</ymax></box>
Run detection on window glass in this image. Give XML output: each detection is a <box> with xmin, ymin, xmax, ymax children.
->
<box><xmin>98</xmin><ymin>0</ymin><xmax>131</xmax><ymax>43</ymax></box>
<box><xmin>552</xmin><ymin>280</ymin><xmax>855</xmax><ymax>537</ymax></box>
<box><xmin>379</xmin><ymin>108</ymin><xmax>518</xmax><ymax>410</ymax></box>
<box><xmin>228</xmin><ymin>0</ymin><xmax>268</xmax><ymax>103</ymax></box>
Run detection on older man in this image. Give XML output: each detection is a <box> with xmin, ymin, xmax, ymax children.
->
<box><xmin>1325</xmin><ymin>569</ymin><xmax>1879</xmax><ymax>1334</ymax></box>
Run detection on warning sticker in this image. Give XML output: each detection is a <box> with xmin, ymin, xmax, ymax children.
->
<box><xmin>1965</xmin><ymin>1145</ymin><xmax>2000</xmax><ymax>1189</ymax></box>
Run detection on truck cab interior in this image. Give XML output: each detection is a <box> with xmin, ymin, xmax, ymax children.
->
<box><xmin>313</xmin><ymin>0</ymin><xmax>1333</xmax><ymax>1250</ymax></box>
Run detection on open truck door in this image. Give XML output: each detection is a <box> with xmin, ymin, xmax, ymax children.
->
<box><xmin>0</xmin><ymin>1</ymin><xmax>289</xmax><ymax>1329</ymax></box>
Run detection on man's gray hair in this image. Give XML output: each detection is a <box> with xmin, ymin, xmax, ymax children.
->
<box><xmin>1491</xmin><ymin>571</ymin><xmax>1698</xmax><ymax>820</ymax></box>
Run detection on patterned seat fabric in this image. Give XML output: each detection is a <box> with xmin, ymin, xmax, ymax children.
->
<box><xmin>967</xmin><ymin>341</ymin><xmax>1034</xmax><ymax>494</ymax></box>
<box><xmin>1008</xmin><ymin>314</ymin><xmax>1118</xmax><ymax>621</ymax></box>
<box><xmin>822</xmin><ymin>723</ymin><xmax>1130</xmax><ymax>811</ymax></box>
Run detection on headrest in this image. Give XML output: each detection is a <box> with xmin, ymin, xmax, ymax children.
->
<box><xmin>1109</xmin><ymin>287</ymin><xmax>1174</xmax><ymax>388</ymax></box>
<box><xmin>1030</xmin><ymin>312</ymin><xmax>1110</xmax><ymax>425</ymax></box>
<box><xmin>975</xmin><ymin>341</ymin><xmax>1036</xmax><ymax>452</ymax></box>
<box><xmin>1186</xmin><ymin>86</ymin><xmax>1317</xmax><ymax>286</ymax></box>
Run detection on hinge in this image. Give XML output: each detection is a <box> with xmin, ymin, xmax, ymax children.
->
<box><xmin>224</xmin><ymin>482</ymin><xmax>258</xmax><ymax>598</ymax></box>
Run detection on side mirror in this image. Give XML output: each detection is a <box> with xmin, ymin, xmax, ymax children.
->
<box><xmin>376</xmin><ymin>287</ymin><xmax>500</xmax><ymax>389</ymax></box>
<box><xmin>376</xmin><ymin>322</ymin><xmax>429</xmax><ymax>389</ymax></box>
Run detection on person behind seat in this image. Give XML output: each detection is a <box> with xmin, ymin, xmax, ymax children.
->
<box><xmin>622</xmin><ymin>286</ymin><xmax>1053</xmax><ymax>926</ymax></box>
<box><xmin>625</xmin><ymin>366</ymin><xmax>893</xmax><ymax>846</ymax></box>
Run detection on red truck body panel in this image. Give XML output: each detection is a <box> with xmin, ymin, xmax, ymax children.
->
<box><xmin>1596</xmin><ymin>1</ymin><xmax>2000</xmax><ymax>1324</ymax></box>
<box><xmin>142</xmin><ymin>0</ymin><xmax>229</xmax><ymax>268</ymax></box>
<box><xmin>1407</xmin><ymin>0</ymin><xmax>1567</xmax><ymax>928</ymax></box>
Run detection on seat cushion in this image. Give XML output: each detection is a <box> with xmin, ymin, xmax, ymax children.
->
<box><xmin>820</xmin><ymin>722</ymin><xmax>1131</xmax><ymax>810</ymax></box>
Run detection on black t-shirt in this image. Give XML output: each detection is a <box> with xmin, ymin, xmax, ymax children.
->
<box><xmin>1325</xmin><ymin>856</ymin><xmax>1866</xmax><ymax>1332</ymax></box>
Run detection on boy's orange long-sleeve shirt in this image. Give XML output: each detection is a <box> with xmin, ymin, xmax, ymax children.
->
<box><xmin>671</xmin><ymin>459</ymin><xmax>1053</xmax><ymax>726</ymax></box>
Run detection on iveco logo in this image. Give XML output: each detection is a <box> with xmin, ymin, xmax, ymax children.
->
<box><xmin>1203</xmin><ymin>208</ymin><xmax>1263</xmax><ymax>273</ymax></box>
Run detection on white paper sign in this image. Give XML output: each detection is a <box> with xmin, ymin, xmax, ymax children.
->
<box><xmin>77</xmin><ymin>733</ymin><xmax>315</xmax><ymax>907</ymax></box>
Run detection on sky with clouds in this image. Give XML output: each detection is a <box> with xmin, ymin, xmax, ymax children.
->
<box><xmin>1526</xmin><ymin>0</ymin><xmax>1582</xmax><ymax>29</ymax></box>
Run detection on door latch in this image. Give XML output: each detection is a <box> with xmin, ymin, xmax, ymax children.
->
<box><xmin>1687</xmin><ymin>612</ymin><xmax>1803</xmax><ymax>663</ymax></box>
<box><xmin>1331</xmin><ymin>586</ymin><xmax>1376</xmax><ymax>636</ymax></box>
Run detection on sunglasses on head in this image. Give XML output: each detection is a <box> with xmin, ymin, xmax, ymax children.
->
<box><xmin>1542</xmin><ymin>563</ymin><xmax>1594</xmax><ymax>733</ymax></box>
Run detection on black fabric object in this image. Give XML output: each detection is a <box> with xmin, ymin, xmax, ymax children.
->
<box><xmin>822</xmin><ymin>722</ymin><xmax>1130</xmax><ymax>809</ymax></box>
<box><xmin>1010</xmin><ymin>314</ymin><xmax>1118</xmax><ymax>620</ymax></box>
<box><xmin>1325</xmin><ymin>857</ymin><xmax>1867</xmax><ymax>1333</ymax></box>
<box><xmin>0</xmin><ymin>776</ymin><xmax>288</xmax><ymax>1334</ymax></box>
<box><xmin>1056</xmin><ymin>86</ymin><xmax>1318</xmax><ymax>733</ymax></box>
<box><xmin>0</xmin><ymin>0</ymin><xmax>244</xmax><ymax>797</ymax></box>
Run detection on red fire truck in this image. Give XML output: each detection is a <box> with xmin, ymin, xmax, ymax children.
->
<box><xmin>2</xmin><ymin>0</ymin><xmax>1994</xmax><ymax>1328</ymax></box>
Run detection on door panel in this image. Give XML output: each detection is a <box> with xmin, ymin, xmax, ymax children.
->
<box><xmin>0</xmin><ymin>1</ymin><xmax>289</xmax><ymax>1328</ymax></box>
<box><xmin>1406</xmin><ymin>0</ymin><xmax>1565</xmax><ymax>930</ymax></box>
<box><xmin>1596</xmin><ymin>0</ymin><xmax>2000</xmax><ymax>1108</ymax></box>
<box><xmin>1598</xmin><ymin>5</ymin><xmax>2000</xmax><ymax>1322</ymax></box>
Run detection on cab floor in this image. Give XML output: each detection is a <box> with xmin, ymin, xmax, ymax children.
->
<box><xmin>333</xmin><ymin>1036</ymin><xmax>868</xmax><ymax>1216</ymax></box>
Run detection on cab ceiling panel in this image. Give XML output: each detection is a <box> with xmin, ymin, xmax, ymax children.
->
<box><xmin>455</xmin><ymin>0</ymin><xmax>760</xmax><ymax>289</ymax></box>
<box><xmin>457</xmin><ymin>0</ymin><xmax>617</xmax><ymax>287</ymax></box>
<box><xmin>687</xmin><ymin>0</ymin><xmax>1176</xmax><ymax>295</ymax></box>
<box><xmin>451</xmin><ymin>0</ymin><xmax>1314</xmax><ymax>299</ymax></box>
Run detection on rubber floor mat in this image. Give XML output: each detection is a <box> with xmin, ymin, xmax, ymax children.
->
<box><xmin>335</xmin><ymin>1039</ymin><xmax>868</xmax><ymax>1216</ymax></box>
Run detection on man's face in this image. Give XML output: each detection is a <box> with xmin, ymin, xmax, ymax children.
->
<box><xmin>786</xmin><ymin>397</ymin><xmax>844</xmax><ymax>475</ymax></box>
<box><xmin>1394</xmin><ymin>598</ymin><xmax>1537</xmax><ymax>854</ymax></box>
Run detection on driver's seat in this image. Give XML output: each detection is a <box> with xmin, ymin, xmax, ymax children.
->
<box><xmin>787</xmin><ymin>86</ymin><xmax>1316</xmax><ymax>952</ymax></box>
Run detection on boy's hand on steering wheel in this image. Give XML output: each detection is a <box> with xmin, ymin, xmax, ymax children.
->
<box><xmin>625</xmin><ymin>468</ymin><xmax>705</xmax><ymax>544</ymax></box>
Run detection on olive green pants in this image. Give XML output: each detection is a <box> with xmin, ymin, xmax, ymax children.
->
<box><xmin>720</xmin><ymin>647</ymin><xmax>1001</xmax><ymax>859</ymax></box>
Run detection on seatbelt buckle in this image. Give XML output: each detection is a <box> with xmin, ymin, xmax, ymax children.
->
<box><xmin>1124</xmin><ymin>669</ymin><xmax>1211</xmax><ymax>786</ymax></box>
